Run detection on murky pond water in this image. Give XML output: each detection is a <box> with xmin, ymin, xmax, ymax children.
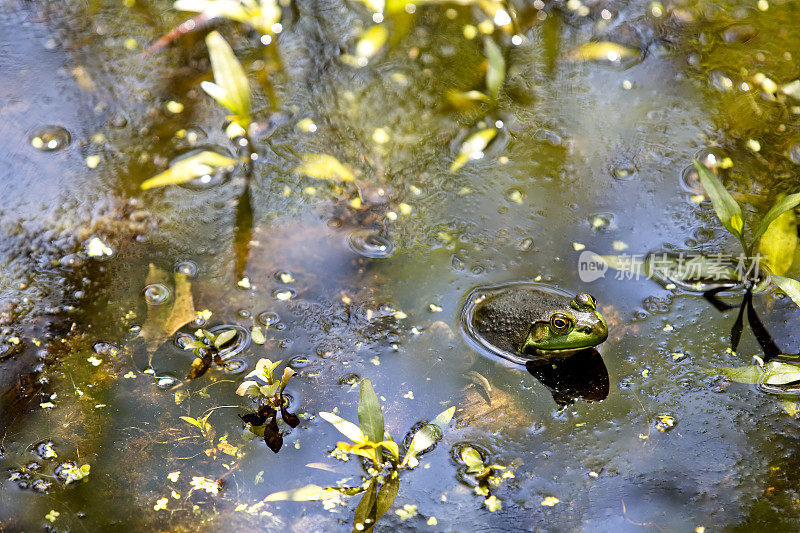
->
<box><xmin>2</xmin><ymin>0</ymin><xmax>800</xmax><ymax>530</ymax></box>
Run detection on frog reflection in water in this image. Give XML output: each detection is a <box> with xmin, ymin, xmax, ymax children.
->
<box><xmin>465</xmin><ymin>283</ymin><xmax>608</xmax><ymax>363</ymax></box>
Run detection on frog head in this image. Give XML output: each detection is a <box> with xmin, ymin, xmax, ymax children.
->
<box><xmin>520</xmin><ymin>293</ymin><xmax>608</xmax><ymax>353</ymax></box>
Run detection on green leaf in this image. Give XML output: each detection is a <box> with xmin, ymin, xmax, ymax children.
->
<box><xmin>319</xmin><ymin>412</ymin><xmax>367</xmax><ymax>444</ymax></box>
<box><xmin>246</xmin><ymin>358</ymin><xmax>283</xmax><ymax>383</ymax></box>
<box><xmin>358</xmin><ymin>379</ymin><xmax>384</xmax><ymax>443</ymax></box>
<box><xmin>213</xmin><ymin>329</ymin><xmax>237</xmax><ymax>349</ymax></box>
<box><xmin>772</xmin><ymin>275</ymin><xmax>800</xmax><ymax>308</ymax></box>
<box><xmin>752</xmin><ymin>192</ymin><xmax>800</xmax><ymax>250</ymax></box>
<box><xmin>352</xmin><ymin>478</ymin><xmax>377</xmax><ymax>533</ymax></box>
<box><xmin>484</xmin><ymin>37</ymin><xmax>505</xmax><ymax>100</ymax></box>
<box><xmin>204</xmin><ymin>31</ymin><xmax>251</xmax><ymax>127</ymax></box>
<box><xmin>140</xmin><ymin>151</ymin><xmax>237</xmax><ymax>190</ymax></box>
<box><xmin>763</xmin><ymin>362</ymin><xmax>800</xmax><ymax>386</ymax></box>
<box><xmin>758</xmin><ymin>198</ymin><xmax>797</xmax><ymax>276</ymax></box>
<box><xmin>235</xmin><ymin>380</ymin><xmax>261</xmax><ymax>397</ymax></box>
<box><xmin>374</xmin><ymin>471</ymin><xmax>399</xmax><ymax>524</ymax></box>
<box><xmin>259</xmin><ymin>381</ymin><xmax>280</xmax><ymax>399</ymax></box>
<box><xmin>692</xmin><ymin>158</ymin><xmax>746</xmax><ymax>248</ymax></box>
<box><xmin>716</xmin><ymin>365</ymin><xmax>761</xmax><ymax>385</ymax></box>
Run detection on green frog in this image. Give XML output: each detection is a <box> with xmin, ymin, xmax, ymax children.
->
<box><xmin>461</xmin><ymin>282</ymin><xmax>608</xmax><ymax>364</ymax></box>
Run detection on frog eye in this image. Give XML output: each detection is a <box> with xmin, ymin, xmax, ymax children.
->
<box><xmin>572</xmin><ymin>293</ymin><xmax>597</xmax><ymax>311</ymax></box>
<box><xmin>549</xmin><ymin>313</ymin><xmax>573</xmax><ymax>334</ymax></box>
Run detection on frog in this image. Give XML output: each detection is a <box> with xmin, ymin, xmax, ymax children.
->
<box><xmin>461</xmin><ymin>282</ymin><xmax>608</xmax><ymax>364</ymax></box>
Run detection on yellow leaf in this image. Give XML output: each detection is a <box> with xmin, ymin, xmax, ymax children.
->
<box><xmin>568</xmin><ymin>41</ymin><xmax>638</xmax><ymax>62</ymax></box>
<box><xmin>141</xmin><ymin>151</ymin><xmax>237</xmax><ymax>190</ymax></box>
<box><xmin>295</xmin><ymin>153</ymin><xmax>355</xmax><ymax>182</ymax></box>
<box><xmin>759</xmin><ymin>199</ymin><xmax>797</xmax><ymax>276</ymax></box>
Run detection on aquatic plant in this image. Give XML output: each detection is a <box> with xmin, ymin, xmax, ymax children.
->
<box><xmin>201</xmin><ymin>31</ymin><xmax>252</xmax><ymax>136</ymax></box>
<box><xmin>263</xmin><ymin>379</ymin><xmax>454</xmax><ymax>531</ymax></box>
<box><xmin>692</xmin><ymin>158</ymin><xmax>800</xmax><ymax>306</ymax></box>
<box><xmin>236</xmin><ymin>358</ymin><xmax>299</xmax><ymax>452</ymax></box>
<box><xmin>181</xmin><ymin>327</ymin><xmax>237</xmax><ymax>378</ymax></box>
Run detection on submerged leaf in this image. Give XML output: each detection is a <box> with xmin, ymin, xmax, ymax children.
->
<box><xmin>352</xmin><ymin>479</ymin><xmax>378</xmax><ymax>533</ymax></box>
<box><xmin>568</xmin><ymin>41</ymin><xmax>638</xmax><ymax>62</ymax></box>
<box><xmin>446</xmin><ymin>89</ymin><xmax>491</xmax><ymax>110</ymax></box>
<box><xmin>692</xmin><ymin>159</ymin><xmax>746</xmax><ymax>248</ymax></box>
<box><xmin>138</xmin><ymin>265</ymin><xmax>197</xmax><ymax>353</ymax></box>
<box><xmin>450</xmin><ymin>128</ymin><xmax>497</xmax><ymax>173</ymax></box>
<box><xmin>295</xmin><ymin>153</ymin><xmax>355</xmax><ymax>182</ymax></box>
<box><xmin>358</xmin><ymin>379</ymin><xmax>384</xmax><ymax>443</ymax></box>
<box><xmin>204</xmin><ymin>31</ymin><xmax>251</xmax><ymax>127</ymax></box>
<box><xmin>141</xmin><ymin>151</ymin><xmax>237</xmax><ymax>189</ymax></box>
<box><xmin>484</xmin><ymin>37</ymin><xmax>505</xmax><ymax>100</ymax></box>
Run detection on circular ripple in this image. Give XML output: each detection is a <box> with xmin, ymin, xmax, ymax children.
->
<box><xmin>347</xmin><ymin>229</ymin><xmax>396</xmax><ymax>259</ymax></box>
<box><xmin>29</xmin><ymin>126</ymin><xmax>71</xmax><ymax>151</ymax></box>
<box><xmin>142</xmin><ymin>284</ymin><xmax>171</xmax><ymax>305</ymax></box>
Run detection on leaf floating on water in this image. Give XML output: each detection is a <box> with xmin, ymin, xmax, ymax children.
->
<box><xmin>717</xmin><ymin>360</ymin><xmax>800</xmax><ymax>387</ymax></box>
<box><xmin>568</xmin><ymin>41</ymin><xmax>638</xmax><ymax>62</ymax></box>
<box><xmin>138</xmin><ymin>264</ymin><xmax>197</xmax><ymax>353</ymax></box>
<box><xmin>772</xmin><ymin>275</ymin><xmax>800</xmax><ymax>309</ymax></box>
<box><xmin>484</xmin><ymin>37</ymin><xmax>505</xmax><ymax>100</ymax></box>
<box><xmin>141</xmin><ymin>151</ymin><xmax>237</xmax><ymax>189</ymax></box>
<box><xmin>716</xmin><ymin>364</ymin><xmax>761</xmax><ymax>385</ymax></box>
<box><xmin>450</xmin><ymin>128</ymin><xmax>497</xmax><ymax>173</ymax></box>
<box><xmin>263</xmin><ymin>484</ymin><xmax>344</xmax><ymax>502</ymax></box>
<box><xmin>295</xmin><ymin>153</ymin><xmax>355</xmax><ymax>182</ymax></box>
<box><xmin>401</xmin><ymin>406</ymin><xmax>454</xmax><ymax>466</ymax></box>
<box><xmin>758</xmin><ymin>195</ymin><xmax>797</xmax><ymax>276</ymax></box>
<box><xmin>202</xmin><ymin>31</ymin><xmax>251</xmax><ymax>128</ymax></box>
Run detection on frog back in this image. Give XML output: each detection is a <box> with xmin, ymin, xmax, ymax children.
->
<box><xmin>471</xmin><ymin>288</ymin><xmax>559</xmax><ymax>354</ymax></box>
